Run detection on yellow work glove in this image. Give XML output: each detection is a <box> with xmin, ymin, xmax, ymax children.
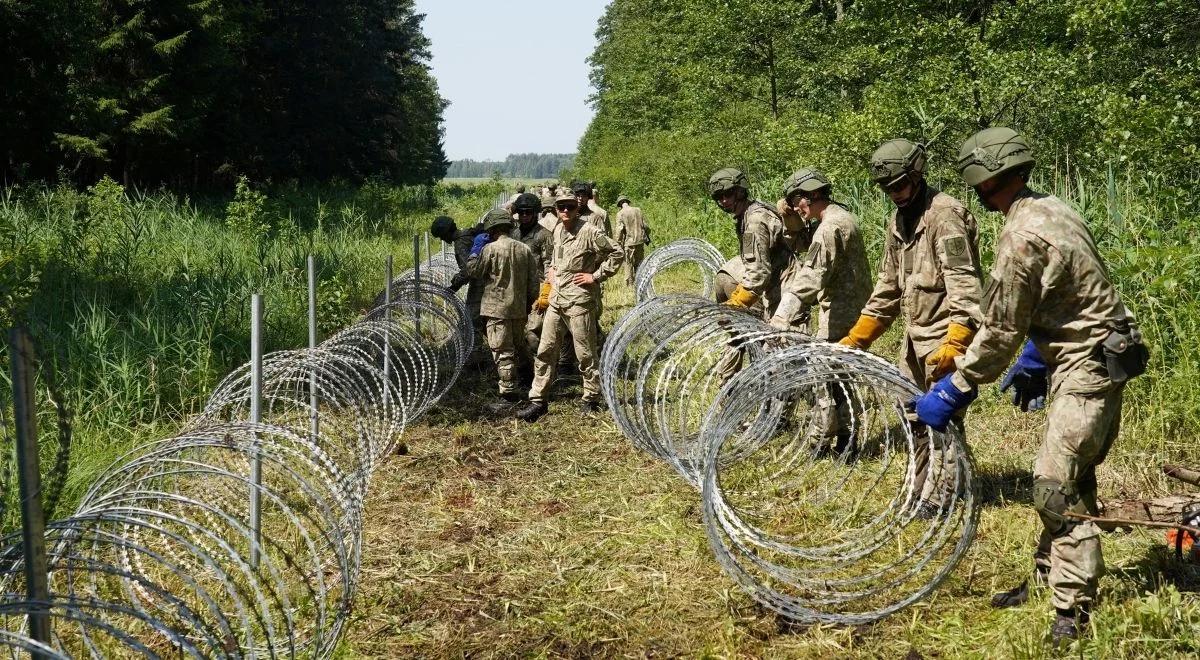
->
<box><xmin>722</xmin><ymin>285</ymin><xmax>760</xmax><ymax>310</ymax></box>
<box><xmin>925</xmin><ymin>322</ymin><xmax>974</xmax><ymax>379</ymax></box>
<box><xmin>533</xmin><ymin>282</ymin><xmax>551</xmax><ymax>312</ymax></box>
<box><xmin>838</xmin><ymin>315</ymin><xmax>887</xmax><ymax>350</ymax></box>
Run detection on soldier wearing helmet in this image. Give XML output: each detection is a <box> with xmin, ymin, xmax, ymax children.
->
<box><xmin>707</xmin><ymin>167</ymin><xmax>792</xmax><ymax>315</ymax></box>
<box><xmin>839</xmin><ymin>139</ymin><xmax>984</xmax><ymax>514</ymax></box>
<box><xmin>538</xmin><ymin>195</ymin><xmax>559</xmax><ymax>233</ymax></box>
<box><xmin>511</xmin><ymin>192</ymin><xmax>554</xmax><ymax>368</ymax></box>
<box><xmin>911</xmin><ymin>128</ymin><xmax>1147</xmax><ymax>644</ymax></box>
<box><xmin>572</xmin><ymin>181</ymin><xmax>610</xmax><ymax>236</ymax></box>
<box><xmin>614</xmin><ymin>194</ymin><xmax>650</xmax><ymax>285</ymax></box>
<box><xmin>517</xmin><ymin>192</ymin><xmax>624</xmax><ymax>422</ymax></box>
<box><xmin>769</xmin><ymin>169</ymin><xmax>873</xmax><ymax>456</ymax></box>
<box><xmin>466</xmin><ymin>209</ymin><xmax>540</xmax><ymax>403</ymax></box>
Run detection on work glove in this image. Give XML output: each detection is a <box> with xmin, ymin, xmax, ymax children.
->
<box><xmin>1000</xmin><ymin>340</ymin><xmax>1048</xmax><ymax>412</ymax></box>
<box><xmin>722</xmin><ymin>284</ymin><xmax>760</xmax><ymax>310</ymax></box>
<box><xmin>926</xmin><ymin>322</ymin><xmax>974</xmax><ymax>379</ymax></box>
<box><xmin>838</xmin><ymin>315</ymin><xmax>887</xmax><ymax>350</ymax></box>
<box><xmin>911</xmin><ymin>374</ymin><xmax>978</xmax><ymax>432</ymax></box>
<box><xmin>469</xmin><ymin>232</ymin><xmax>490</xmax><ymax>257</ymax></box>
<box><xmin>533</xmin><ymin>282</ymin><xmax>552</xmax><ymax>313</ymax></box>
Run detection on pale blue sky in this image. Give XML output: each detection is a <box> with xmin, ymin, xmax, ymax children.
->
<box><xmin>414</xmin><ymin>0</ymin><xmax>608</xmax><ymax>161</ymax></box>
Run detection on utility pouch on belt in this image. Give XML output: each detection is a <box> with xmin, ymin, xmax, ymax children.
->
<box><xmin>1101</xmin><ymin>328</ymin><xmax>1149</xmax><ymax>384</ymax></box>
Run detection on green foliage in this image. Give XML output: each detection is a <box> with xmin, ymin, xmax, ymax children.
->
<box><xmin>224</xmin><ymin>175</ymin><xmax>270</xmax><ymax>240</ymax></box>
<box><xmin>3</xmin><ymin>0</ymin><xmax>449</xmax><ymax>187</ymax></box>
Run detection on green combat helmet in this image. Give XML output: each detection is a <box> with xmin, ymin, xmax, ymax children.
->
<box><xmin>616</xmin><ymin>194</ymin><xmax>631</xmax><ymax>206</ymax></box>
<box><xmin>482</xmin><ymin>208</ymin><xmax>514</xmax><ymax>232</ymax></box>
<box><xmin>708</xmin><ymin>168</ymin><xmax>749</xmax><ymax>198</ymax></box>
<box><xmin>956</xmin><ymin>127</ymin><xmax>1035</xmax><ymax>186</ymax></box>
<box><xmin>783</xmin><ymin>168</ymin><xmax>833</xmax><ymax>199</ymax></box>
<box><xmin>869</xmin><ymin>139</ymin><xmax>926</xmax><ymax>186</ymax></box>
<box><xmin>430</xmin><ymin>215</ymin><xmax>456</xmax><ymax>240</ymax></box>
<box><xmin>514</xmin><ymin>192</ymin><xmax>541</xmax><ymax>212</ymax></box>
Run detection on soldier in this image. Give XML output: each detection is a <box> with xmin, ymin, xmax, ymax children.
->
<box><xmin>708</xmin><ymin>168</ymin><xmax>793</xmax><ymax>316</ymax></box>
<box><xmin>768</xmin><ymin>168</ymin><xmax>872</xmax><ymax>338</ymax></box>
<box><xmin>516</xmin><ymin>192</ymin><xmax>624</xmax><ymax>422</ymax></box>
<box><xmin>614</xmin><ymin>194</ymin><xmax>650</xmax><ymax>286</ymax></box>
<box><xmin>430</xmin><ymin>215</ymin><xmax>486</xmax><ymax>332</ymax></box>
<box><xmin>539</xmin><ymin>196</ymin><xmax>559</xmax><ymax>233</ymax></box>
<box><xmin>769</xmin><ymin>169</ymin><xmax>873</xmax><ymax>455</ymax></box>
<box><xmin>466</xmin><ymin>209</ymin><xmax>540</xmax><ymax>403</ymax></box>
<box><xmin>573</xmin><ymin>181</ymin><xmax>610</xmax><ymax>236</ymax></box>
<box><xmin>510</xmin><ymin>193</ymin><xmax>553</xmax><ymax>369</ymax></box>
<box><xmin>913</xmin><ymin>127</ymin><xmax>1148</xmax><ymax>644</ymax></box>
<box><xmin>838</xmin><ymin>140</ymin><xmax>983</xmax><ymax>514</ymax></box>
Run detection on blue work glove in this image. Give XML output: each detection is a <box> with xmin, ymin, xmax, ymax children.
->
<box><xmin>999</xmin><ymin>340</ymin><xmax>1048</xmax><ymax>412</ymax></box>
<box><xmin>911</xmin><ymin>374</ymin><xmax>978</xmax><ymax>432</ymax></box>
<box><xmin>469</xmin><ymin>232</ymin><xmax>490</xmax><ymax>257</ymax></box>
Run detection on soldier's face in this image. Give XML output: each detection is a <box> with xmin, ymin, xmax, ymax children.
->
<box><xmin>883</xmin><ymin>174</ymin><xmax>919</xmax><ymax>208</ymax></box>
<box><xmin>972</xmin><ymin>179</ymin><xmax>1002</xmax><ymax>212</ymax></box>
<box><xmin>557</xmin><ymin>202</ymin><xmax>580</xmax><ymax>223</ymax></box>
<box><xmin>789</xmin><ymin>194</ymin><xmax>816</xmax><ymax>220</ymax></box>
<box><xmin>574</xmin><ymin>193</ymin><xmax>589</xmax><ymax>207</ymax></box>
<box><xmin>518</xmin><ymin>209</ymin><xmax>537</xmax><ymax>226</ymax></box>
<box><xmin>714</xmin><ymin>189</ymin><xmax>740</xmax><ymax>214</ymax></box>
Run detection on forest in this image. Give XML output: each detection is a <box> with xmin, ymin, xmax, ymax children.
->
<box><xmin>445</xmin><ymin>153</ymin><xmax>577</xmax><ymax>179</ymax></box>
<box><xmin>1</xmin><ymin>0</ymin><xmax>450</xmax><ymax>187</ymax></box>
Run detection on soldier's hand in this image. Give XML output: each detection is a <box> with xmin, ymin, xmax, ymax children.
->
<box><xmin>572</xmin><ymin>272</ymin><xmax>596</xmax><ymax>286</ymax></box>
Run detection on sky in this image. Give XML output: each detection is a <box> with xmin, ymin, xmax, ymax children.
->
<box><xmin>414</xmin><ymin>0</ymin><xmax>608</xmax><ymax>161</ymax></box>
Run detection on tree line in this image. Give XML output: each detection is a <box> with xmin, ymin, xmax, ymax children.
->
<box><xmin>2</xmin><ymin>0</ymin><xmax>449</xmax><ymax>188</ymax></box>
<box><xmin>578</xmin><ymin>0</ymin><xmax>1200</xmax><ymax>200</ymax></box>
<box><xmin>446</xmin><ymin>153</ymin><xmax>577</xmax><ymax>180</ymax></box>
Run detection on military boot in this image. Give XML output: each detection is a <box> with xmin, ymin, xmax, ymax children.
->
<box><xmin>1050</xmin><ymin>607</ymin><xmax>1089</xmax><ymax>645</ymax></box>
<box><xmin>516</xmin><ymin>401</ymin><xmax>548</xmax><ymax>422</ymax></box>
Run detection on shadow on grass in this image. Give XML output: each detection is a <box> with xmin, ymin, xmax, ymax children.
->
<box><xmin>1113</xmin><ymin>543</ymin><xmax>1200</xmax><ymax>595</ymax></box>
<box><xmin>976</xmin><ymin>465</ymin><xmax>1034</xmax><ymax>508</ymax></box>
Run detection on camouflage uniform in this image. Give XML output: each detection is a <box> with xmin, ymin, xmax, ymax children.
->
<box><xmin>528</xmin><ymin>220</ymin><xmax>624</xmax><ymax>404</ymax></box>
<box><xmin>735</xmin><ymin>200</ymin><xmax>793</xmax><ymax>315</ymax></box>
<box><xmin>580</xmin><ymin>200</ymin><xmax>610</xmax><ymax>236</ymax></box>
<box><xmin>512</xmin><ymin>220</ymin><xmax>553</xmax><ymax>356</ymax></box>
<box><xmin>448</xmin><ymin>226</ymin><xmax>486</xmax><ymax>328</ymax></box>
<box><xmin>466</xmin><ymin>235</ymin><xmax>540</xmax><ymax>394</ymax></box>
<box><xmin>952</xmin><ymin>189</ymin><xmax>1135</xmax><ymax>612</ymax></box>
<box><xmin>861</xmin><ymin>184</ymin><xmax>983</xmax><ymax>506</ymax></box>
<box><xmin>615</xmin><ymin>203</ymin><xmax>648</xmax><ymax>285</ymax></box>
<box><xmin>777</xmin><ymin>203</ymin><xmax>872</xmax><ymax>342</ymax></box>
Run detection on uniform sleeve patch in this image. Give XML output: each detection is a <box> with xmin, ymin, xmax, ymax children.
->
<box><xmin>941</xmin><ymin>235</ymin><xmax>971</xmax><ymax>268</ymax></box>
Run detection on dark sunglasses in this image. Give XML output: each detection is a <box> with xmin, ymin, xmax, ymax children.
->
<box><xmin>556</xmin><ymin>203</ymin><xmax>578</xmax><ymax>211</ymax></box>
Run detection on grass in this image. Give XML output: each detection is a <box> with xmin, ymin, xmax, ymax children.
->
<box><xmin>2</xmin><ymin>174</ymin><xmax>1198</xmax><ymax>657</ymax></box>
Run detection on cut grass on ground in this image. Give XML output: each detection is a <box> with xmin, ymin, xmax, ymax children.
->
<box><xmin>339</xmin><ymin>280</ymin><xmax>1200</xmax><ymax>659</ymax></box>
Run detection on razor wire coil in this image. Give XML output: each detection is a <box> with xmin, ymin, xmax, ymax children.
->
<box><xmin>633</xmin><ymin>239</ymin><xmax>724</xmax><ymax>303</ymax></box>
<box><xmin>0</xmin><ymin>269</ymin><xmax>470</xmax><ymax>657</ymax></box>
<box><xmin>600</xmin><ymin>294</ymin><xmax>979</xmax><ymax>625</ymax></box>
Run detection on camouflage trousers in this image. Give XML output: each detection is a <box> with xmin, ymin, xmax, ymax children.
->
<box><xmin>899</xmin><ymin>337</ymin><xmax>960</xmax><ymax>509</ymax></box>
<box><xmin>1033</xmin><ymin>368</ymin><xmax>1123</xmax><ymax>610</ymax></box>
<box><xmin>485</xmin><ymin>317</ymin><xmax>528</xmax><ymax>395</ymax></box>
<box><xmin>623</xmin><ymin>243</ymin><xmax>645</xmax><ymax>286</ymax></box>
<box><xmin>529</xmin><ymin>303</ymin><xmax>600</xmax><ymax>403</ymax></box>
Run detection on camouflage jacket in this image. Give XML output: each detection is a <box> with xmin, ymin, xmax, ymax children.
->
<box><xmin>511</xmin><ymin>221</ymin><xmax>552</xmax><ymax>275</ymax></box>
<box><xmin>780</xmin><ymin>203</ymin><xmax>874</xmax><ymax>341</ymax></box>
<box><xmin>549</xmin><ymin>220</ymin><xmax>624</xmax><ymax>311</ymax></box>
<box><xmin>580</xmin><ymin>201</ymin><xmax>610</xmax><ymax>237</ymax></box>
<box><xmin>449</xmin><ymin>226</ymin><xmax>484</xmax><ymax>290</ymax></box>
<box><xmin>861</xmin><ymin>185</ymin><xmax>983</xmax><ymax>356</ymax></box>
<box><xmin>466</xmin><ymin>235</ymin><xmax>540</xmax><ymax>320</ymax></box>
<box><xmin>615</xmin><ymin>205</ymin><xmax>648</xmax><ymax>246</ymax></box>
<box><xmin>953</xmin><ymin>189</ymin><xmax>1136</xmax><ymax>396</ymax></box>
<box><xmin>736</xmin><ymin>200</ymin><xmax>793</xmax><ymax>295</ymax></box>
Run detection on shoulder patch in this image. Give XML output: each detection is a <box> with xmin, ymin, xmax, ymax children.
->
<box><xmin>940</xmin><ymin>235</ymin><xmax>971</xmax><ymax>267</ymax></box>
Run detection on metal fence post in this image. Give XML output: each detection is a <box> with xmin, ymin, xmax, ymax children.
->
<box><xmin>307</xmin><ymin>256</ymin><xmax>319</xmax><ymax>443</ymax></box>
<box><xmin>248</xmin><ymin>294</ymin><xmax>263</xmax><ymax>570</ymax></box>
<box><xmin>9</xmin><ymin>328</ymin><xmax>51</xmax><ymax>655</ymax></box>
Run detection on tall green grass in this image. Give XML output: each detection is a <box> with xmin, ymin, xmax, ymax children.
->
<box><xmin>0</xmin><ymin>177</ymin><xmax>504</xmax><ymax>523</ymax></box>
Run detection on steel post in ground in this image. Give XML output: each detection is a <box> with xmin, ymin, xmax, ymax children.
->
<box><xmin>8</xmin><ymin>328</ymin><xmax>51</xmax><ymax>657</ymax></box>
<box><xmin>425</xmin><ymin>232</ymin><xmax>431</xmax><ymax>267</ymax></box>
<box><xmin>307</xmin><ymin>255</ymin><xmax>319</xmax><ymax>443</ymax></box>
<box><xmin>413</xmin><ymin>235</ymin><xmax>422</xmax><ymax>338</ymax></box>
<box><xmin>249</xmin><ymin>294</ymin><xmax>263</xmax><ymax>570</ymax></box>
<box><xmin>383</xmin><ymin>256</ymin><xmax>393</xmax><ymax>413</ymax></box>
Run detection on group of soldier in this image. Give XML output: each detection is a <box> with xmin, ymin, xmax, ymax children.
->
<box><xmin>428</xmin><ymin>181</ymin><xmax>650</xmax><ymax>422</ymax></box>
<box><xmin>432</xmin><ymin>126</ymin><xmax>1147</xmax><ymax>644</ymax></box>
